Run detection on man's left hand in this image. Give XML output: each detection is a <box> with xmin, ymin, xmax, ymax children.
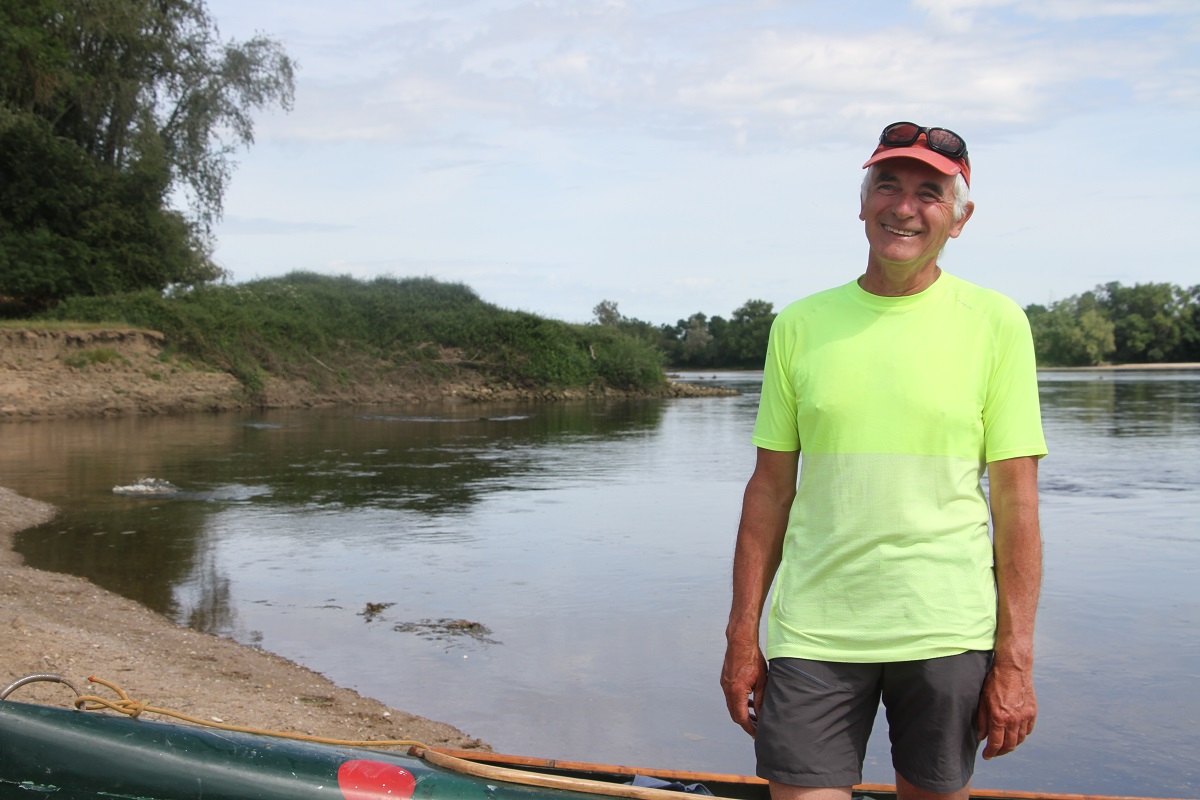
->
<box><xmin>977</xmin><ymin>661</ymin><xmax>1037</xmax><ymax>759</ymax></box>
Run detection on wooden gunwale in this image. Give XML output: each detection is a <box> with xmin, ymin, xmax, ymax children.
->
<box><xmin>429</xmin><ymin>747</ymin><xmax>1191</xmax><ymax>800</ymax></box>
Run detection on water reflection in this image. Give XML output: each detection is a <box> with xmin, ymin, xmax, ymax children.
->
<box><xmin>183</xmin><ymin>547</ymin><xmax>235</xmax><ymax>634</ymax></box>
<box><xmin>1039</xmin><ymin>371</ymin><xmax>1200</xmax><ymax>436</ymax></box>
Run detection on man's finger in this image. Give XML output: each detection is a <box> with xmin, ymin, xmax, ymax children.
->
<box><xmin>984</xmin><ymin>723</ymin><xmax>1007</xmax><ymax>759</ymax></box>
<box><xmin>730</xmin><ymin>697</ymin><xmax>756</xmax><ymax>737</ymax></box>
<box><xmin>984</xmin><ymin>722</ymin><xmax>1026</xmax><ymax>759</ymax></box>
<box><xmin>720</xmin><ymin>680</ymin><xmax>756</xmax><ymax>737</ymax></box>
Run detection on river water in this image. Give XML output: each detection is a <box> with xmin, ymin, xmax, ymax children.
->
<box><xmin>6</xmin><ymin>370</ymin><xmax>1199</xmax><ymax>798</ymax></box>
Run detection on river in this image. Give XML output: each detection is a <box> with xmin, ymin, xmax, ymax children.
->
<box><xmin>6</xmin><ymin>370</ymin><xmax>1199</xmax><ymax>798</ymax></box>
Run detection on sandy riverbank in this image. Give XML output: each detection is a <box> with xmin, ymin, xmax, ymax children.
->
<box><xmin>0</xmin><ymin>485</ymin><xmax>487</xmax><ymax>748</ymax></box>
<box><xmin>0</xmin><ymin>328</ymin><xmax>734</xmax><ymax>421</ymax></box>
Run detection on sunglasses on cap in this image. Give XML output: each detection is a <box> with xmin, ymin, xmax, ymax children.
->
<box><xmin>879</xmin><ymin>122</ymin><xmax>968</xmax><ymax>161</ymax></box>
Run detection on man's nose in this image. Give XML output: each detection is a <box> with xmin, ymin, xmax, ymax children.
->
<box><xmin>891</xmin><ymin>192</ymin><xmax>918</xmax><ymax>217</ymax></box>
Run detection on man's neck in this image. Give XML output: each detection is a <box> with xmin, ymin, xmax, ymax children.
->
<box><xmin>858</xmin><ymin>260</ymin><xmax>941</xmax><ymax>297</ymax></box>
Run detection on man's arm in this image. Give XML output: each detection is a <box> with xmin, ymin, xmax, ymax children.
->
<box><xmin>720</xmin><ymin>447</ymin><xmax>799</xmax><ymax>737</ymax></box>
<box><xmin>978</xmin><ymin>454</ymin><xmax>1042</xmax><ymax>759</ymax></box>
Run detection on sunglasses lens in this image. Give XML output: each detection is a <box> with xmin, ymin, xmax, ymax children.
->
<box><xmin>927</xmin><ymin>128</ymin><xmax>965</xmax><ymax>156</ymax></box>
<box><xmin>878</xmin><ymin>122</ymin><xmax>968</xmax><ymax>165</ymax></box>
<box><xmin>881</xmin><ymin>122</ymin><xmax>920</xmax><ymax>145</ymax></box>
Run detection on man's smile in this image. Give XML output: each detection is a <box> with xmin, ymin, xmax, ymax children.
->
<box><xmin>883</xmin><ymin>224</ymin><xmax>919</xmax><ymax>237</ymax></box>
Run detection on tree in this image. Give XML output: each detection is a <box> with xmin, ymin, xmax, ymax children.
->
<box><xmin>0</xmin><ymin>0</ymin><xmax>294</xmax><ymax>312</ymax></box>
<box><xmin>1026</xmin><ymin>282</ymin><xmax>1200</xmax><ymax>366</ymax></box>
<box><xmin>681</xmin><ymin>313</ymin><xmax>713</xmax><ymax>362</ymax></box>
<box><xmin>1182</xmin><ymin>285</ymin><xmax>1200</xmax><ymax>362</ymax></box>
<box><xmin>1095</xmin><ymin>282</ymin><xmax>1189</xmax><ymax>363</ymax></box>
<box><xmin>1</xmin><ymin>0</ymin><xmax>294</xmax><ymax>234</ymax></box>
<box><xmin>717</xmin><ymin>299</ymin><xmax>775</xmax><ymax>367</ymax></box>
<box><xmin>0</xmin><ymin>111</ymin><xmax>212</xmax><ymax>313</ymax></box>
<box><xmin>1027</xmin><ymin>299</ymin><xmax>1115</xmax><ymax>366</ymax></box>
<box><xmin>592</xmin><ymin>299</ymin><xmax>622</xmax><ymax>327</ymax></box>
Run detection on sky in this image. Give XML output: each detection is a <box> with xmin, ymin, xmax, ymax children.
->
<box><xmin>199</xmin><ymin>0</ymin><xmax>1200</xmax><ymax>326</ymax></box>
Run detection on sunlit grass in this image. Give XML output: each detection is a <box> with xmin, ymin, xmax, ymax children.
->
<box><xmin>34</xmin><ymin>273</ymin><xmax>666</xmax><ymax>394</ymax></box>
<box><xmin>0</xmin><ymin>319</ymin><xmax>136</xmax><ymax>331</ymax></box>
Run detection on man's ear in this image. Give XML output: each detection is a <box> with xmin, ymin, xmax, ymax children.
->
<box><xmin>949</xmin><ymin>201</ymin><xmax>975</xmax><ymax>238</ymax></box>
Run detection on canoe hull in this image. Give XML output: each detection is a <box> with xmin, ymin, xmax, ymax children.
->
<box><xmin>0</xmin><ymin>701</ymin><xmax>583</xmax><ymax>800</ymax></box>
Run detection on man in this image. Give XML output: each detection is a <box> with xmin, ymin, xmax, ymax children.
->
<box><xmin>720</xmin><ymin>122</ymin><xmax>1046</xmax><ymax>800</ymax></box>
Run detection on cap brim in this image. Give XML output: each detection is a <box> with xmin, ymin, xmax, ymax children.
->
<box><xmin>862</xmin><ymin>146</ymin><xmax>969</xmax><ymax>186</ymax></box>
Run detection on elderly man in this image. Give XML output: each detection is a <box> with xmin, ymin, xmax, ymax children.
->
<box><xmin>720</xmin><ymin>122</ymin><xmax>1046</xmax><ymax>800</ymax></box>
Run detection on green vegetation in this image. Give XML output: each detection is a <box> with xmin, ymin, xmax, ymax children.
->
<box><xmin>63</xmin><ymin>348</ymin><xmax>124</xmax><ymax>369</ymax></box>
<box><xmin>12</xmin><ymin>276</ymin><xmax>1197</xmax><ymax>399</ymax></box>
<box><xmin>40</xmin><ymin>273</ymin><xmax>667</xmax><ymax>394</ymax></box>
<box><xmin>0</xmin><ymin>0</ymin><xmax>294</xmax><ymax>314</ymax></box>
<box><xmin>0</xmin><ymin>320</ymin><xmax>119</xmax><ymax>331</ymax></box>
<box><xmin>595</xmin><ymin>298</ymin><xmax>778</xmax><ymax>370</ymax></box>
<box><xmin>599</xmin><ymin>281</ymin><xmax>1200</xmax><ymax>370</ymax></box>
<box><xmin>1026</xmin><ymin>282</ymin><xmax>1200</xmax><ymax>366</ymax></box>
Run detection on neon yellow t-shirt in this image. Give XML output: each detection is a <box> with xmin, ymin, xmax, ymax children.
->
<box><xmin>753</xmin><ymin>272</ymin><xmax>1047</xmax><ymax>662</ymax></box>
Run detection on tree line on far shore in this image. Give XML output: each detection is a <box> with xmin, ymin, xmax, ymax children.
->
<box><xmin>1024</xmin><ymin>282</ymin><xmax>1199</xmax><ymax>366</ymax></box>
<box><xmin>595</xmin><ymin>281</ymin><xmax>1200</xmax><ymax>369</ymax></box>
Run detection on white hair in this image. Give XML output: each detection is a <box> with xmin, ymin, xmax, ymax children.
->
<box><xmin>860</xmin><ymin>166</ymin><xmax>971</xmax><ymax>221</ymax></box>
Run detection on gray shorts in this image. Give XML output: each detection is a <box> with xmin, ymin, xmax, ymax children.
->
<box><xmin>755</xmin><ymin>652</ymin><xmax>991</xmax><ymax>794</ymax></box>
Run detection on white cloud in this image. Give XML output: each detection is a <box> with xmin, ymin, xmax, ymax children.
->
<box><xmin>914</xmin><ymin>0</ymin><xmax>1197</xmax><ymax>28</ymax></box>
<box><xmin>203</xmin><ymin>0</ymin><xmax>1200</xmax><ymax>324</ymax></box>
<box><xmin>238</xmin><ymin>0</ymin><xmax>1198</xmax><ymax>155</ymax></box>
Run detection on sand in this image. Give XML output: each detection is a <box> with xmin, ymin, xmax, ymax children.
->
<box><xmin>0</xmin><ymin>485</ymin><xmax>487</xmax><ymax>750</ymax></box>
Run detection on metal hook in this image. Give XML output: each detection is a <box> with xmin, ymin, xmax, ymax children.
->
<box><xmin>0</xmin><ymin>673</ymin><xmax>83</xmax><ymax>701</ymax></box>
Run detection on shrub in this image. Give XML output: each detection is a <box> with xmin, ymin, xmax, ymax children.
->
<box><xmin>39</xmin><ymin>272</ymin><xmax>668</xmax><ymax>393</ymax></box>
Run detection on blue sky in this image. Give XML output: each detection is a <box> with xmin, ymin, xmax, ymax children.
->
<box><xmin>200</xmin><ymin>0</ymin><xmax>1199</xmax><ymax>326</ymax></box>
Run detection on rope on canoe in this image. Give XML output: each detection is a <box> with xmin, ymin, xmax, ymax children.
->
<box><xmin>5</xmin><ymin>674</ymin><xmax>742</xmax><ymax>800</ymax></box>
<box><xmin>71</xmin><ymin>675</ymin><xmax>430</xmax><ymax>749</ymax></box>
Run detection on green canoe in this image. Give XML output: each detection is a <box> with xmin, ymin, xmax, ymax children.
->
<box><xmin>2</xmin><ymin>697</ymin><xmax>760</xmax><ymax>800</ymax></box>
<box><xmin>0</xmin><ymin>696</ymin><xmax>1180</xmax><ymax>800</ymax></box>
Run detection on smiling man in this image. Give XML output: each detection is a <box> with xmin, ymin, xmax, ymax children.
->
<box><xmin>720</xmin><ymin>123</ymin><xmax>1047</xmax><ymax>800</ymax></box>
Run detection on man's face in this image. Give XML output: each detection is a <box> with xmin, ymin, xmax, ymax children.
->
<box><xmin>859</xmin><ymin>159</ymin><xmax>973</xmax><ymax>273</ymax></box>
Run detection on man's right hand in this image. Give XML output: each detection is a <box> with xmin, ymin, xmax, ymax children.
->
<box><xmin>721</xmin><ymin>448</ymin><xmax>796</xmax><ymax>739</ymax></box>
<box><xmin>721</xmin><ymin>638</ymin><xmax>768</xmax><ymax>737</ymax></box>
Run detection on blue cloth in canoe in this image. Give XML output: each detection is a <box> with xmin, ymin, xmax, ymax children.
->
<box><xmin>628</xmin><ymin>775</ymin><xmax>715</xmax><ymax>795</ymax></box>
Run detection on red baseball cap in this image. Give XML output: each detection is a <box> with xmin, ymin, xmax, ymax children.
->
<box><xmin>862</xmin><ymin>133</ymin><xmax>971</xmax><ymax>187</ymax></box>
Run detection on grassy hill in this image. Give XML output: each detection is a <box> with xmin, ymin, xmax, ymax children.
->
<box><xmin>33</xmin><ymin>272</ymin><xmax>670</xmax><ymax>401</ymax></box>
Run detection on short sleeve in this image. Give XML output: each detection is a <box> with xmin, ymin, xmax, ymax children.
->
<box><xmin>752</xmin><ymin>314</ymin><xmax>802</xmax><ymax>452</ymax></box>
<box><xmin>983</xmin><ymin>301</ymin><xmax>1048</xmax><ymax>462</ymax></box>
